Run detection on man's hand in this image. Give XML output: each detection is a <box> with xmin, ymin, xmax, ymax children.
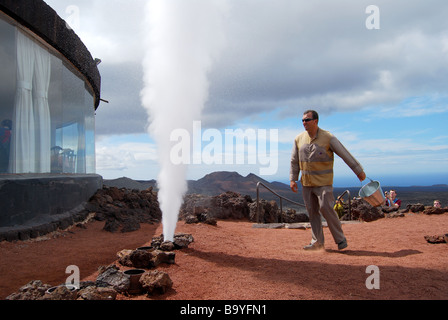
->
<box><xmin>290</xmin><ymin>181</ymin><xmax>298</xmax><ymax>193</ymax></box>
<box><xmin>357</xmin><ymin>171</ymin><xmax>366</xmax><ymax>182</ymax></box>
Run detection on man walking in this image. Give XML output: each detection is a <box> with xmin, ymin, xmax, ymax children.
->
<box><xmin>290</xmin><ymin>110</ymin><xmax>366</xmax><ymax>250</ymax></box>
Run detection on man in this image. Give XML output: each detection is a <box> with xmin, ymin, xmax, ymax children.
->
<box><xmin>290</xmin><ymin>110</ymin><xmax>366</xmax><ymax>251</ymax></box>
<box><xmin>385</xmin><ymin>190</ymin><xmax>401</xmax><ymax>209</ymax></box>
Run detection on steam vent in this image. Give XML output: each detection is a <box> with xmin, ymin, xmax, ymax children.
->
<box><xmin>0</xmin><ymin>0</ymin><xmax>103</xmax><ymax>241</ymax></box>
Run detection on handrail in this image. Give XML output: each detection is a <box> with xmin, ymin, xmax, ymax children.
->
<box><xmin>256</xmin><ymin>181</ymin><xmax>306</xmax><ymax>223</ymax></box>
<box><xmin>256</xmin><ymin>181</ymin><xmax>353</xmax><ymax>223</ymax></box>
<box><xmin>336</xmin><ymin>190</ymin><xmax>352</xmax><ymax>220</ymax></box>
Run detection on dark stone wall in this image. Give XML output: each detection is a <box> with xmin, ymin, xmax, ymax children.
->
<box><xmin>0</xmin><ymin>174</ymin><xmax>103</xmax><ymax>240</ymax></box>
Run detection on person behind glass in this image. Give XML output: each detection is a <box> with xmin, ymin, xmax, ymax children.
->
<box><xmin>0</xmin><ymin>119</ymin><xmax>12</xmax><ymax>173</ymax></box>
<box><xmin>433</xmin><ymin>200</ymin><xmax>442</xmax><ymax>208</ymax></box>
<box><xmin>290</xmin><ymin>110</ymin><xmax>366</xmax><ymax>251</ymax></box>
<box><xmin>385</xmin><ymin>189</ymin><xmax>401</xmax><ymax>209</ymax></box>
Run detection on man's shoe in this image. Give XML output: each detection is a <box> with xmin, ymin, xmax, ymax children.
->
<box><xmin>338</xmin><ymin>239</ymin><xmax>348</xmax><ymax>250</ymax></box>
<box><xmin>303</xmin><ymin>242</ymin><xmax>324</xmax><ymax>251</ymax></box>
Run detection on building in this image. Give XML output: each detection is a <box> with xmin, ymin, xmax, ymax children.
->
<box><xmin>0</xmin><ymin>0</ymin><xmax>103</xmax><ymax>239</ymax></box>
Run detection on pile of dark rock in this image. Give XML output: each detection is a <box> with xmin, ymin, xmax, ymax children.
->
<box><xmin>405</xmin><ymin>204</ymin><xmax>448</xmax><ymax>215</ymax></box>
<box><xmin>180</xmin><ymin>191</ymin><xmax>252</xmax><ymax>224</ymax></box>
<box><xmin>5</xmin><ymin>266</ymin><xmax>173</xmax><ymax>300</ymax></box>
<box><xmin>88</xmin><ymin>186</ymin><xmax>162</xmax><ymax>233</ymax></box>
<box><xmin>117</xmin><ymin>233</ymin><xmax>193</xmax><ymax>269</ymax></box>
<box><xmin>340</xmin><ymin>198</ymin><xmax>448</xmax><ymax>223</ymax></box>
<box><xmin>248</xmin><ymin>200</ymin><xmax>309</xmax><ymax>224</ymax></box>
<box><xmin>5</xmin><ymin>280</ymin><xmax>116</xmax><ymax>301</ymax></box>
<box><xmin>180</xmin><ymin>191</ymin><xmax>309</xmax><ymax>224</ymax></box>
<box><xmin>6</xmin><ymin>233</ymin><xmax>194</xmax><ymax>300</ymax></box>
<box><xmin>341</xmin><ymin>198</ymin><xmax>385</xmax><ymax>222</ymax></box>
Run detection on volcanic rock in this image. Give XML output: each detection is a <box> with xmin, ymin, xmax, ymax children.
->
<box><xmin>5</xmin><ymin>280</ymin><xmax>52</xmax><ymax>300</ymax></box>
<box><xmin>424</xmin><ymin>234</ymin><xmax>447</xmax><ymax>244</ymax></box>
<box><xmin>41</xmin><ymin>285</ymin><xmax>77</xmax><ymax>300</ymax></box>
<box><xmin>385</xmin><ymin>211</ymin><xmax>405</xmax><ymax>218</ymax></box>
<box><xmin>403</xmin><ymin>203</ymin><xmax>426</xmax><ymax>213</ymax></box>
<box><xmin>282</xmin><ymin>208</ymin><xmax>309</xmax><ymax>223</ymax></box>
<box><xmin>88</xmin><ymin>186</ymin><xmax>162</xmax><ymax>233</ymax></box>
<box><xmin>151</xmin><ymin>233</ymin><xmax>194</xmax><ymax>250</ymax></box>
<box><xmin>249</xmin><ymin>201</ymin><xmax>309</xmax><ymax>224</ymax></box>
<box><xmin>423</xmin><ymin>207</ymin><xmax>447</xmax><ymax>215</ymax></box>
<box><xmin>140</xmin><ymin>270</ymin><xmax>173</xmax><ymax>295</ymax></box>
<box><xmin>180</xmin><ymin>192</ymin><xmax>253</xmax><ymax>222</ymax></box>
<box><xmin>96</xmin><ymin>265</ymin><xmax>130</xmax><ymax>293</ymax></box>
<box><xmin>118</xmin><ymin>248</ymin><xmax>176</xmax><ymax>269</ymax></box>
<box><xmin>152</xmin><ymin>250</ymin><xmax>176</xmax><ymax>265</ymax></box>
<box><xmin>77</xmin><ymin>286</ymin><xmax>117</xmax><ymax>300</ymax></box>
<box><xmin>184</xmin><ymin>206</ymin><xmax>217</xmax><ymax>225</ymax></box>
<box><xmin>350</xmin><ymin>199</ymin><xmax>384</xmax><ymax>222</ymax></box>
<box><xmin>117</xmin><ymin>249</ymin><xmax>134</xmax><ymax>267</ymax></box>
<box><xmin>249</xmin><ymin>200</ymin><xmax>278</xmax><ymax>223</ymax></box>
<box><xmin>129</xmin><ymin>249</ymin><xmax>156</xmax><ymax>269</ymax></box>
<box><xmin>211</xmin><ymin>191</ymin><xmax>252</xmax><ymax>220</ymax></box>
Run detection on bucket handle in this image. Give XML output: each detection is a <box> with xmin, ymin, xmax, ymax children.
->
<box><xmin>360</xmin><ymin>177</ymin><xmax>374</xmax><ymax>188</ymax></box>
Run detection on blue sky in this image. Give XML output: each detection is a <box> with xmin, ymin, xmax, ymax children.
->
<box><xmin>45</xmin><ymin>0</ymin><xmax>448</xmax><ymax>187</ymax></box>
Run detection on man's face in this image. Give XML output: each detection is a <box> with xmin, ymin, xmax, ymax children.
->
<box><xmin>390</xmin><ymin>190</ymin><xmax>396</xmax><ymax>199</ymax></box>
<box><xmin>302</xmin><ymin>112</ymin><xmax>318</xmax><ymax>132</ymax></box>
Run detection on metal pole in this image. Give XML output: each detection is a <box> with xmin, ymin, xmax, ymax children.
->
<box><xmin>279</xmin><ymin>198</ymin><xmax>283</xmax><ymax>223</ymax></box>
<box><xmin>256</xmin><ymin>182</ymin><xmax>260</xmax><ymax>223</ymax></box>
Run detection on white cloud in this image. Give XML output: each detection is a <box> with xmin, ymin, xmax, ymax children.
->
<box><xmin>42</xmin><ymin>1</ymin><xmax>448</xmax><ymax>183</ymax></box>
<box><xmin>46</xmin><ymin>0</ymin><xmax>448</xmax><ymax>131</ymax></box>
<box><xmin>96</xmin><ymin>138</ymin><xmax>158</xmax><ymax>172</ymax></box>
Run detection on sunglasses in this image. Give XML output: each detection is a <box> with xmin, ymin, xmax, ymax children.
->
<box><xmin>302</xmin><ymin>118</ymin><xmax>316</xmax><ymax>123</ymax></box>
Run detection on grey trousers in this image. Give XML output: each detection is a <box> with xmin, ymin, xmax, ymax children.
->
<box><xmin>302</xmin><ymin>186</ymin><xmax>346</xmax><ymax>245</ymax></box>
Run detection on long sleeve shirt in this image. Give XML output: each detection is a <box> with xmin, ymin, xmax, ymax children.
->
<box><xmin>290</xmin><ymin>128</ymin><xmax>364</xmax><ymax>187</ymax></box>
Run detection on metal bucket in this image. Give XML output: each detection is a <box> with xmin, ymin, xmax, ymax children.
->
<box><xmin>137</xmin><ymin>246</ymin><xmax>154</xmax><ymax>251</ymax></box>
<box><xmin>124</xmin><ymin>269</ymin><xmax>145</xmax><ymax>295</ymax></box>
<box><xmin>46</xmin><ymin>284</ymin><xmax>77</xmax><ymax>294</ymax></box>
<box><xmin>359</xmin><ymin>179</ymin><xmax>385</xmax><ymax>207</ymax></box>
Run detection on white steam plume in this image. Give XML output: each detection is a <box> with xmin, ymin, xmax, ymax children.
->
<box><xmin>141</xmin><ymin>0</ymin><xmax>228</xmax><ymax>242</ymax></box>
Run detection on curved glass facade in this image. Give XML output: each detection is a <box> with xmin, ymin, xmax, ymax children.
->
<box><xmin>0</xmin><ymin>13</ymin><xmax>96</xmax><ymax>175</ymax></box>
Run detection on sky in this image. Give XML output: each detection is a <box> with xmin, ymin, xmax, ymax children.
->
<box><xmin>44</xmin><ymin>0</ymin><xmax>448</xmax><ymax>187</ymax></box>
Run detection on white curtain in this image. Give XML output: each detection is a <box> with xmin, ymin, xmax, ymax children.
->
<box><xmin>33</xmin><ymin>44</ymin><xmax>52</xmax><ymax>173</ymax></box>
<box><xmin>12</xmin><ymin>30</ymin><xmax>52</xmax><ymax>173</ymax></box>
<box><xmin>12</xmin><ymin>30</ymin><xmax>35</xmax><ymax>173</ymax></box>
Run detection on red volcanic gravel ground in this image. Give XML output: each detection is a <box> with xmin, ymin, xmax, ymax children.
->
<box><xmin>1</xmin><ymin>212</ymin><xmax>447</xmax><ymax>301</ymax></box>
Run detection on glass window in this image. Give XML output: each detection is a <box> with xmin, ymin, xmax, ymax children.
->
<box><xmin>0</xmin><ymin>13</ymin><xmax>97</xmax><ymax>175</ymax></box>
<box><xmin>84</xmin><ymin>89</ymin><xmax>96</xmax><ymax>174</ymax></box>
<box><xmin>0</xmin><ymin>17</ymin><xmax>16</xmax><ymax>173</ymax></box>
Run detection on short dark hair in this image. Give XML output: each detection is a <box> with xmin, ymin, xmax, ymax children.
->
<box><xmin>303</xmin><ymin>110</ymin><xmax>319</xmax><ymax>121</ymax></box>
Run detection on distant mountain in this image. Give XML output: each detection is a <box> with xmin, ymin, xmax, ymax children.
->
<box><xmin>104</xmin><ymin>177</ymin><xmax>157</xmax><ymax>190</ymax></box>
<box><xmin>104</xmin><ymin>171</ymin><xmax>448</xmax><ymax>208</ymax></box>
<box><xmin>104</xmin><ymin>171</ymin><xmax>304</xmax><ymax>209</ymax></box>
<box><xmin>188</xmin><ymin>171</ymin><xmax>270</xmax><ymax>196</ymax></box>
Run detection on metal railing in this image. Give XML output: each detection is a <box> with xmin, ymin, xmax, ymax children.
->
<box><xmin>256</xmin><ymin>181</ymin><xmax>306</xmax><ymax>223</ymax></box>
<box><xmin>256</xmin><ymin>181</ymin><xmax>353</xmax><ymax>223</ymax></box>
<box><xmin>336</xmin><ymin>189</ymin><xmax>352</xmax><ymax>220</ymax></box>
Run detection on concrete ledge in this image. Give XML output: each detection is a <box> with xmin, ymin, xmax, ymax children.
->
<box><xmin>252</xmin><ymin>220</ymin><xmax>360</xmax><ymax>229</ymax></box>
<box><xmin>0</xmin><ymin>204</ymin><xmax>93</xmax><ymax>242</ymax></box>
